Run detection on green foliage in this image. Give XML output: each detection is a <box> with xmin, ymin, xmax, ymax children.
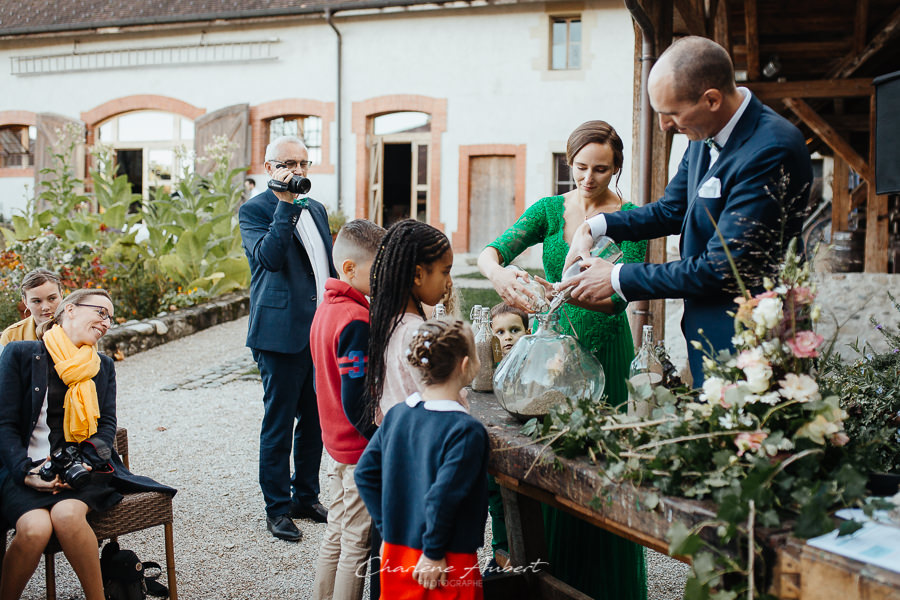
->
<box><xmin>327</xmin><ymin>207</ymin><xmax>347</xmax><ymax>234</ymax></box>
<box><xmin>0</xmin><ymin>132</ymin><xmax>250</xmax><ymax>327</ymax></box>
<box><xmin>821</xmin><ymin>291</ymin><xmax>900</xmax><ymax>473</ymax></box>
<box><xmin>523</xmin><ymin>244</ymin><xmax>869</xmax><ymax>599</ymax></box>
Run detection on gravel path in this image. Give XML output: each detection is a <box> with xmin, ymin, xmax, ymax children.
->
<box><xmin>17</xmin><ymin>316</ymin><xmax>687</xmax><ymax>599</ymax></box>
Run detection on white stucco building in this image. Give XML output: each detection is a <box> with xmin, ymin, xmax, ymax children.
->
<box><xmin>0</xmin><ymin>0</ymin><xmax>635</xmax><ymax>254</ymax></box>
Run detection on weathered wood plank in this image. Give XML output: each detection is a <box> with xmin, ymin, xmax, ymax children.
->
<box><xmin>865</xmin><ymin>94</ymin><xmax>889</xmax><ymax>273</ymax></box>
<box><xmin>743</xmin><ymin>0</ymin><xmax>759</xmax><ymax>80</ymax></box>
<box><xmin>747</xmin><ymin>79</ymin><xmax>873</xmax><ymax>101</ymax></box>
<box><xmin>832</xmin><ymin>156</ymin><xmax>850</xmax><ymax>234</ymax></box>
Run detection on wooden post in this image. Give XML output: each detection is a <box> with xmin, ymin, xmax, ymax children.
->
<box><xmin>832</xmin><ymin>156</ymin><xmax>850</xmax><ymax>233</ymax></box>
<box><xmin>865</xmin><ymin>93</ymin><xmax>889</xmax><ymax>272</ymax></box>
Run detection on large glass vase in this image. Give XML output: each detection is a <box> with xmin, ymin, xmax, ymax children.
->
<box><xmin>492</xmin><ymin>311</ymin><xmax>605</xmax><ymax>422</ymax></box>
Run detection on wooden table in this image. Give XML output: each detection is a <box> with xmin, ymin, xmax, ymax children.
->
<box><xmin>468</xmin><ymin>391</ymin><xmax>900</xmax><ymax>600</ymax></box>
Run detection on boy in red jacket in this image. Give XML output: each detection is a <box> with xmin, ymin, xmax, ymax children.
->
<box><xmin>310</xmin><ymin>219</ymin><xmax>385</xmax><ymax>600</ymax></box>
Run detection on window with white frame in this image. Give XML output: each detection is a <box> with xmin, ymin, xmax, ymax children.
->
<box><xmin>553</xmin><ymin>153</ymin><xmax>575</xmax><ymax>195</ymax></box>
<box><xmin>268</xmin><ymin>116</ymin><xmax>323</xmax><ymax>165</ymax></box>
<box><xmin>551</xmin><ymin>16</ymin><xmax>581</xmax><ymax>70</ymax></box>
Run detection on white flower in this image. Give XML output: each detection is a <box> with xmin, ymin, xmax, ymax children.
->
<box><xmin>752</xmin><ymin>297</ymin><xmax>783</xmax><ymax>330</ymax></box>
<box><xmin>778</xmin><ymin>373</ymin><xmax>820</xmax><ymax>402</ymax></box>
<box><xmin>744</xmin><ymin>365</ymin><xmax>773</xmax><ymax>393</ymax></box>
<box><xmin>757</xmin><ymin>391</ymin><xmax>782</xmax><ymax>405</ymax></box>
<box><xmin>701</xmin><ymin>377</ymin><xmax>726</xmax><ymax>404</ymax></box>
<box><xmin>738</xmin><ymin>412</ymin><xmax>754</xmax><ymax>427</ymax></box>
<box><xmin>718</xmin><ymin>413</ymin><xmax>737</xmax><ymax>429</ymax></box>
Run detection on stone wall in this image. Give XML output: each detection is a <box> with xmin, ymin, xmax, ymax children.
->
<box><xmin>99</xmin><ymin>291</ymin><xmax>249</xmax><ymax>360</ymax></box>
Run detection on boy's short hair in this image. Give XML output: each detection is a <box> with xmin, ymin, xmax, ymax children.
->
<box><xmin>333</xmin><ymin>219</ymin><xmax>386</xmax><ymax>266</ymax></box>
<box><xmin>21</xmin><ymin>268</ymin><xmax>62</xmax><ymax>298</ymax></box>
<box><xmin>490</xmin><ymin>302</ymin><xmax>528</xmax><ymax>330</ymax></box>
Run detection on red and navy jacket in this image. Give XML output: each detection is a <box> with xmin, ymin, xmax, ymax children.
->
<box><xmin>355</xmin><ymin>394</ymin><xmax>490</xmax><ymax>559</ymax></box>
<box><xmin>310</xmin><ymin>278</ymin><xmax>376</xmax><ymax>464</ymax></box>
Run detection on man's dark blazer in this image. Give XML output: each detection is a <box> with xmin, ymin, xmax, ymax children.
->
<box><xmin>0</xmin><ymin>341</ymin><xmax>176</xmax><ymax>495</ymax></box>
<box><xmin>238</xmin><ymin>189</ymin><xmax>337</xmax><ymax>354</ymax></box>
<box><xmin>605</xmin><ymin>93</ymin><xmax>812</xmax><ymax>380</ymax></box>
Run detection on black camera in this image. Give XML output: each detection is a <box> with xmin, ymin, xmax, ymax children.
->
<box><xmin>267</xmin><ymin>175</ymin><xmax>311</xmax><ymax>195</ymax></box>
<box><xmin>38</xmin><ymin>445</ymin><xmax>91</xmax><ymax>490</ymax></box>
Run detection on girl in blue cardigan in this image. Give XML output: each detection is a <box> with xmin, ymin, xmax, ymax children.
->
<box><xmin>355</xmin><ymin>318</ymin><xmax>489</xmax><ymax>599</ymax></box>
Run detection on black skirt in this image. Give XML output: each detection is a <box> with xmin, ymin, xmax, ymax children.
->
<box><xmin>1</xmin><ymin>472</ymin><xmax>122</xmax><ymax>526</ymax></box>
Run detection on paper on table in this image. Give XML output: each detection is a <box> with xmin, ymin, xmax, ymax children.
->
<box><xmin>807</xmin><ymin>520</ymin><xmax>900</xmax><ymax>573</ymax></box>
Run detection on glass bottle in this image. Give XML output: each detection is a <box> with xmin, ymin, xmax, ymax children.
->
<box><xmin>493</xmin><ymin>311</ymin><xmax>605</xmax><ymax>422</ymax></box>
<box><xmin>432</xmin><ymin>303</ymin><xmax>446</xmax><ymax>319</ymax></box>
<box><xmin>505</xmin><ymin>265</ymin><xmax>548</xmax><ymax>312</ymax></box>
<box><xmin>628</xmin><ymin>325</ymin><xmax>663</xmax><ymax>418</ymax></box>
<box><xmin>472</xmin><ymin>307</ymin><xmax>495</xmax><ymax>391</ymax></box>
<box><xmin>562</xmin><ymin>235</ymin><xmax>625</xmax><ymax>280</ymax></box>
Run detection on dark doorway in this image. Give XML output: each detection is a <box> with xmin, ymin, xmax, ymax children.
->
<box><xmin>382</xmin><ymin>143</ymin><xmax>412</xmax><ymax>227</ymax></box>
<box><xmin>116</xmin><ymin>149</ymin><xmax>143</xmax><ymax>212</ymax></box>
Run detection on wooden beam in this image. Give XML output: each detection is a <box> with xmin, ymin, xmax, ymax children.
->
<box><xmin>743</xmin><ymin>0</ymin><xmax>759</xmax><ymax>80</ymax></box>
<box><xmin>831</xmin><ymin>4</ymin><xmax>900</xmax><ymax>79</ymax></box>
<box><xmin>733</xmin><ymin>40</ymin><xmax>851</xmax><ymax>57</ymax></box>
<box><xmin>673</xmin><ymin>0</ymin><xmax>706</xmax><ymax>36</ymax></box>
<box><xmin>854</xmin><ymin>0</ymin><xmax>870</xmax><ymax>55</ymax></box>
<box><xmin>864</xmin><ymin>93</ymin><xmax>889</xmax><ymax>273</ymax></box>
<box><xmin>832</xmin><ymin>156</ymin><xmax>850</xmax><ymax>233</ymax></box>
<box><xmin>747</xmin><ymin>78</ymin><xmax>873</xmax><ymax>100</ymax></box>
<box><xmin>782</xmin><ymin>97</ymin><xmax>872</xmax><ymax>183</ymax></box>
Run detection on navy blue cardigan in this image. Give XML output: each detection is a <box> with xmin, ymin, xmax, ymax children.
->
<box><xmin>355</xmin><ymin>399</ymin><xmax>489</xmax><ymax>559</ymax></box>
<box><xmin>0</xmin><ymin>341</ymin><xmax>176</xmax><ymax>496</ymax></box>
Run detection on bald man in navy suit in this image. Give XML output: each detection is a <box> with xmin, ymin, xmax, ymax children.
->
<box><xmin>563</xmin><ymin>36</ymin><xmax>812</xmax><ymax>384</ymax></box>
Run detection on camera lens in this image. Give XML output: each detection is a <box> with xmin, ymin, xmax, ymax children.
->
<box><xmin>38</xmin><ymin>461</ymin><xmax>57</xmax><ymax>482</ymax></box>
<box><xmin>65</xmin><ymin>463</ymin><xmax>91</xmax><ymax>490</ymax></box>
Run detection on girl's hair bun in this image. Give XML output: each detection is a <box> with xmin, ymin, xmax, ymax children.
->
<box><xmin>407</xmin><ymin>318</ymin><xmax>472</xmax><ymax>384</ymax></box>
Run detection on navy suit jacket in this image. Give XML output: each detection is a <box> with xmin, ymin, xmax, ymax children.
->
<box><xmin>605</xmin><ymin>93</ymin><xmax>812</xmax><ymax>380</ymax></box>
<box><xmin>239</xmin><ymin>189</ymin><xmax>336</xmax><ymax>354</ymax></box>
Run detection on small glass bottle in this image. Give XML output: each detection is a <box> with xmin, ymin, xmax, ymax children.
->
<box><xmin>472</xmin><ymin>307</ymin><xmax>495</xmax><ymax>391</ymax></box>
<box><xmin>561</xmin><ymin>235</ymin><xmax>624</xmax><ymax>281</ymax></box>
<box><xmin>432</xmin><ymin>302</ymin><xmax>446</xmax><ymax>319</ymax></box>
<box><xmin>628</xmin><ymin>325</ymin><xmax>663</xmax><ymax>418</ymax></box>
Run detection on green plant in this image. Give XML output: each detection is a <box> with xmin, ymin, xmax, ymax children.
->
<box><xmin>327</xmin><ymin>207</ymin><xmax>348</xmax><ymax>235</ymax></box>
<box><xmin>822</xmin><ymin>292</ymin><xmax>900</xmax><ymax>474</ymax></box>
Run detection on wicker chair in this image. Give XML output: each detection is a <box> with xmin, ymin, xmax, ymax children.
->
<box><xmin>1</xmin><ymin>428</ymin><xmax>178</xmax><ymax>600</ymax></box>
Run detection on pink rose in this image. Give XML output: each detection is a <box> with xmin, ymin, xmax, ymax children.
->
<box><xmin>735</xmin><ymin>431</ymin><xmax>768</xmax><ymax>457</ymax></box>
<box><xmin>788</xmin><ymin>286</ymin><xmax>815</xmax><ymax>305</ymax></box>
<box><xmin>786</xmin><ymin>331</ymin><xmax>824</xmax><ymax>358</ymax></box>
<box><xmin>830</xmin><ymin>432</ymin><xmax>850</xmax><ymax>447</ymax></box>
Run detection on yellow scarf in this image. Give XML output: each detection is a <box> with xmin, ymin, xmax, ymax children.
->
<box><xmin>43</xmin><ymin>325</ymin><xmax>102</xmax><ymax>443</ymax></box>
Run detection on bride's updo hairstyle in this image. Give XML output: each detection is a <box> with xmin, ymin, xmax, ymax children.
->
<box><xmin>406</xmin><ymin>319</ymin><xmax>474</xmax><ymax>385</ymax></box>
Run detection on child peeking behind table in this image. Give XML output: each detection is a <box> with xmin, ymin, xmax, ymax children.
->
<box><xmin>490</xmin><ymin>302</ymin><xmax>530</xmax><ymax>358</ymax></box>
<box><xmin>355</xmin><ymin>319</ymin><xmax>489</xmax><ymax>599</ymax></box>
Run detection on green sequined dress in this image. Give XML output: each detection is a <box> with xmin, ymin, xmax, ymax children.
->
<box><xmin>487</xmin><ymin>195</ymin><xmax>648</xmax><ymax>600</ymax></box>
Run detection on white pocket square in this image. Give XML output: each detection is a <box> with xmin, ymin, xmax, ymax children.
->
<box><xmin>698</xmin><ymin>177</ymin><xmax>721</xmax><ymax>198</ymax></box>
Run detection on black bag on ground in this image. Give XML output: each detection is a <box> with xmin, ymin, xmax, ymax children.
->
<box><xmin>101</xmin><ymin>541</ymin><xmax>169</xmax><ymax>599</ymax></box>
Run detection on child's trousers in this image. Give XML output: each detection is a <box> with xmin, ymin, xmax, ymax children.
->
<box><xmin>313</xmin><ymin>460</ymin><xmax>373</xmax><ymax>600</ymax></box>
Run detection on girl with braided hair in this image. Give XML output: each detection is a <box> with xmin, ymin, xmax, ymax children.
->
<box><xmin>355</xmin><ymin>319</ymin><xmax>489</xmax><ymax>599</ymax></box>
<box><xmin>364</xmin><ymin>219</ymin><xmax>454</xmax><ymax>425</ymax></box>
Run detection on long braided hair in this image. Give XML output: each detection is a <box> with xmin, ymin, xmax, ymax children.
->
<box><xmin>365</xmin><ymin>219</ymin><xmax>451</xmax><ymax>417</ymax></box>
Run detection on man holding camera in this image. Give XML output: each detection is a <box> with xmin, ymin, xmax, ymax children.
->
<box><xmin>239</xmin><ymin>135</ymin><xmax>336</xmax><ymax>542</ymax></box>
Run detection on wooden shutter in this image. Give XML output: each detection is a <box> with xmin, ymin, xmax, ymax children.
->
<box><xmin>33</xmin><ymin>113</ymin><xmax>85</xmax><ymax>206</ymax></box>
<box><xmin>193</xmin><ymin>104</ymin><xmax>250</xmax><ymax>177</ymax></box>
<box><xmin>368</xmin><ymin>136</ymin><xmax>384</xmax><ymax>225</ymax></box>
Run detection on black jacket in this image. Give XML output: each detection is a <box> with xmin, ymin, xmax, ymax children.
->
<box><xmin>0</xmin><ymin>341</ymin><xmax>175</xmax><ymax>496</ymax></box>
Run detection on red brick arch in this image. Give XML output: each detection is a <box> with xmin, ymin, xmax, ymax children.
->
<box><xmin>249</xmin><ymin>99</ymin><xmax>335</xmax><ymax>175</ymax></box>
<box><xmin>351</xmin><ymin>94</ymin><xmax>447</xmax><ymax>229</ymax></box>
<box><xmin>80</xmin><ymin>95</ymin><xmax>206</xmax><ymax>146</ymax></box>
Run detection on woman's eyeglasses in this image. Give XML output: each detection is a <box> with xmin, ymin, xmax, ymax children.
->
<box><xmin>75</xmin><ymin>303</ymin><xmax>113</xmax><ymax>322</ymax></box>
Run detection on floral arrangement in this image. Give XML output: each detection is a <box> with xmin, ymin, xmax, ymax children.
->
<box><xmin>525</xmin><ymin>241</ymin><xmax>869</xmax><ymax>599</ymax></box>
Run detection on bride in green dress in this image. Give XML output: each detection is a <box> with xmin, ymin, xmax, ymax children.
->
<box><xmin>478</xmin><ymin>120</ymin><xmax>648</xmax><ymax>600</ymax></box>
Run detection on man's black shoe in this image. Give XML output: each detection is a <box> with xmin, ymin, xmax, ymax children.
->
<box><xmin>290</xmin><ymin>501</ymin><xmax>328</xmax><ymax>523</ymax></box>
<box><xmin>266</xmin><ymin>514</ymin><xmax>301</xmax><ymax>542</ymax></box>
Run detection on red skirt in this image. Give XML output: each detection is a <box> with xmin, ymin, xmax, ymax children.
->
<box><xmin>380</xmin><ymin>542</ymin><xmax>483</xmax><ymax>600</ymax></box>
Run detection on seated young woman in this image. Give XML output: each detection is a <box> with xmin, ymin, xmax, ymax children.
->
<box><xmin>0</xmin><ymin>289</ymin><xmax>175</xmax><ymax>600</ymax></box>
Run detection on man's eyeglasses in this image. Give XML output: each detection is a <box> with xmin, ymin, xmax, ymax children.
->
<box><xmin>274</xmin><ymin>160</ymin><xmax>313</xmax><ymax>170</ymax></box>
<box><xmin>76</xmin><ymin>303</ymin><xmax>113</xmax><ymax>323</ymax></box>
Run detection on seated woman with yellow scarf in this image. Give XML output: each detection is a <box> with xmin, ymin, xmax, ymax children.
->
<box><xmin>0</xmin><ymin>289</ymin><xmax>175</xmax><ymax>600</ymax></box>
